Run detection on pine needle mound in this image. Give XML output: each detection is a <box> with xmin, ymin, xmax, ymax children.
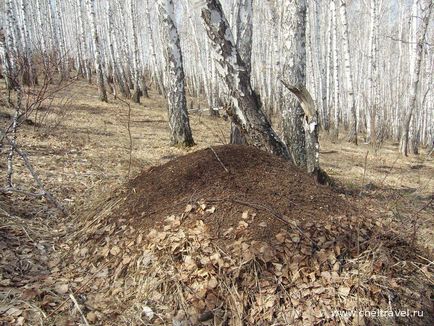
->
<box><xmin>56</xmin><ymin>145</ymin><xmax>432</xmax><ymax>325</ymax></box>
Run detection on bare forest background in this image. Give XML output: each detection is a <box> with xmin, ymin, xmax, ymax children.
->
<box><xmin>1</xmin><ymin>0</ymin><xmax>434</xmax><ymax>325</ymax></box>
<box><xmin>0</xmin><ymin>0</ymin><xmax>433</xmax><ymax>156</ymax></box>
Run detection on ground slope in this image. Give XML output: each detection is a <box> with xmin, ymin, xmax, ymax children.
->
<box><xmin>47</xmin><ymin>145</ymin><xmax>433</xmax><ymax>326</ymax></box>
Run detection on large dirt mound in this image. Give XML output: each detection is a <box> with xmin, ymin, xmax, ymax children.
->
<box><xmin>43</xmin><ymin>145</ymin><xmax>432</xmax><ymax>325</ymax></box>
<box><xmin>92</xmin><ymin>145</ymin><xmax>353</xmax><ymax>243</ymax></box>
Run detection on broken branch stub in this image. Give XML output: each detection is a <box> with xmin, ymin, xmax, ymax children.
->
<box><xmin>281</xmin><ymin>80</ymin><xmax>317</xmax><ymax>122</ymax></box>
<box><xmin>281</xmin><ymin>80</ymin><xmax>324</xmax><ymax>181</ymax></box>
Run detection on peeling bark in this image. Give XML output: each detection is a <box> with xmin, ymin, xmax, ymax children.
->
<box><xmin>200</xmin><ymin>0</ymin><xmax>290</xmax><ymax>159</ymax></box>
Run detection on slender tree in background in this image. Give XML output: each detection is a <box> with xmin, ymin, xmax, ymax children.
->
<box><xmin>86</xmin><ymin>0</ymin><xmax>107</xmax><ymax>102</ymax></box>
<box><xmin>130</xmin><ymin>0</ymin><xmax>141</xmax><ymax>103</ymax></box>
<box><xmin>330</xmin><ymin>0</ymin><xmax>340</xmax><ymax>140</ymax></box>
<box><xmin>400</xmin><ymin>0</ymin><xmax>432</xmax><ymax>156</ymax></box>
<box><xmin>158</xmin><ymin>0</ymin><xmax>194</xmax><ymax>147</ymax></box>
<box><xmin>5</xmin><ymin>0</ymin><xmax>18</xmax><ymax>90</ymax></box>
<box><xmin>367</xmin><ymin>0</ymin><xmax>379</xmax><ymax>144</ymax></box>
<box><xmin>146</xmin><ymin>0</ymin><xmax>165</xmax><ymax>96</ymax></box>
<box><xmin>0</xmin><ymin>29</ymin><xmax>15</xmax><ymax>91</ymax></box>
<box><xmin>1</xmin><ymin>0</ymin><xmax>433</xmax><ymax>157</ymax></box>
<box><xmin>200</xmin><ymin>0</ymin><xmax>290</xmax><ymax>159</ymax></box>
<box><xmin>339</xmin><ymin>0</ymin><xmax>357</xmax><ymax>145</ymax></box>
<box><xmin>77</xmin><ymin>0</ymin><xmax>91</xmax><ymax>82</ymax></box>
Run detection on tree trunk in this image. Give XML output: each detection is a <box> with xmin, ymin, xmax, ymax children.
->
<box><xmin>281</xmin><ymin>0</ymin><xmax>307</xmax><ymax>167</ymax></box>
<box><xmin>146</xmin><ymin>0</ymin><xmax>165</xmax><ymax>96</ymax></box>
<box><xmin>200</xmin><ymin>0</ymin><xmax>290</xmax><ymax>159</ymax></box>
<box><xmin>331</xmin><ymin>0</ymin><xmax>340</xmax><ymax>140</ymax></box>
<box><xmin>158</xmin><ymin>0</ymin><xmax>194</xmax><ymax>147</ymax></box>
<box><xmin>282</xmin><ymin>82</ymin><xmax>320</xmax><ymax>176</ymax></box>
<box><xmin>400</xmin><ymin>0</ymin><xmax>432</xmax><ymax>156</ymax></box>
<box><xmin>130</xmin><ymin>0</ymin><xmax>141</xmax><ymax>103</ymax></box>
<box><xmin>339</xmin><ymin>0</ymin><xmax>357</xmax><ymax>145</ymax></box>
<box><xmin>87</xmin><ymin>0</ymin><xmax>107</xmax><ymax>102</ymax></box>
<box><xmin>230</xmin><ymin>0</ymin><xmax>253</xmax><ymax>145</ymax></box>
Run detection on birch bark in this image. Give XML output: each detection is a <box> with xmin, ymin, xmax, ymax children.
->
<box><xmin>86</xmin><ymin>0</ymin><xmax>108</xmax><ymax>102</ymax></box>
<box><xmin>158</xmin><ymin>0</ymin><xmax>195</xmax><ymax>147</ymax></box>
<box><xmin>281</xmin><ymin>0</ymin><xmax>307</xmax><ymax>167</ymax></box>
<box><xmin>339</xmin><ymin>0</ymin><xmax>357</xmax><ymax>144</ymax></box>
<box><xmin>200</xmin><ymin>0</ymin><xmax>290</xmax><ymax>159</ymax></box>
<box><xmin>400</xmin><ymin>0</ymin><xmax>432</xmax><ymax>156</ymax></box>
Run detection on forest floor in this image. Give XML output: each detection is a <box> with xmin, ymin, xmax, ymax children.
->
<box><xmin>0</xmin><ymin>79</ymin><xmax>433</xmax><ymax>325</ymax></box>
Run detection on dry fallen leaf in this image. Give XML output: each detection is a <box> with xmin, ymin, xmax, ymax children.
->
<box><xmin>338</xmin><ymin>286</ymin><xmax>351</xmax><ymax>297</ymax></box>
<box><xmin>6</xmin><ymin>307</ymin><xmax>22</xmax><ymax>317</ymax></box>
<box><xmin>86</xmin><ymin>312</ymin><xmax>97</xmax><ymax>323</ymax></box>
<box><xmin>206</xmin><ymin>206</ymin><xmax>216</xmax><ymax>213</ymax></box>
<box><xmin>207</xmin><ymin>277</ymin><xmax>218</xmax><ymax>289</ymax></box>
<box><xmin>238</xmin><ymin>221</ymin><xmax>249</xmax><ymax>229</ymax></box>
<box><xmin>110</xmin><ymin>246</ymin><xmax>121</xmax><ymax>256</ymax></box>
<box><xmin>142</xmin><ymin>306</ymin><xmax>154</xmax><ymax>320</ymax></box>
<box><xmin>185</xmin><ymin>204</ymin><xmax>194</xmax><ymax>213</ymax></box>
<box><xmin>54</xmin><ymin>283</ymin><xmax>69</xmax><ymax>295</ymax></box>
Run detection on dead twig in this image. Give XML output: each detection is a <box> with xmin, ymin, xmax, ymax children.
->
<box><xmin>115</xmin><ymin>97</ymin><xmax>133</xmax><ymax>178</ymax></box>
<box><xmin>208</xmin><ymin>146</ymin><xmax>229</xmax><ymax>173</ymax></box>
<box><xmin>69</xmin><ymin>293</ymin><xmax>90</xmax><ymax>326</ymax></box>
<box><xmin>3</xmin><ymin>135</ymin><xmax>67</xmax><ymax>215</ymax></box>
<box><xmin>46</xmin><ymin>262</ymin><xmax>109</xmax><ymax>319</ymax></box>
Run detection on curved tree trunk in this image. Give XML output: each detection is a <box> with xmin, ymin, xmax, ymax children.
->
<box><xmin>282</xmin><ymin>82</ymin><xmax>320</xmax><ymax>175</ymax></box>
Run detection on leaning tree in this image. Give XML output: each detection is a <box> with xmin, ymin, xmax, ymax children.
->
<box><xmin>200</xmin><ymin>0</ymin><xmax>290</xmax><ymax>159</ymax></box>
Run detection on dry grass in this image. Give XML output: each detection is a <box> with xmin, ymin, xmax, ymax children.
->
<box><xmin>0</xmin><ymin>79</ymin><xmax>433</xmax><ymax>325</ymax></box>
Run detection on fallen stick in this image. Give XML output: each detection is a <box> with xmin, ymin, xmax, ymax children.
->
<box><xmin>208</xmin><ymin>146</ymin><xmax>229</xmax><ymax>173</ymax></box>
<box><xmin>3</xmin><ymin>135</ymin><xmax>67</xmax><ymax>215</ymax></box>
<box><xmin>69</xmin><ymin>293</ymin><xmax>90</xmax><ymax>326</ymax></box>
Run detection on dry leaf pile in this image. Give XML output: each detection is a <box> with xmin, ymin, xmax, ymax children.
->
<box><xmin>50</xmin><ymin>199</ymin><xmax>432</xmax><ymax>326</ymax></box>
<box><xmin>1</xmin><ymin>145</ymin><xmax>432</xmax><ymax>325</ymax></box>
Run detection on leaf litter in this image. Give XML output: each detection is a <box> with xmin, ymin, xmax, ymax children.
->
<box><xmin>1</xmin><ymin>145</ymin><xmax>433</xmax><ymax>325</ymax></box>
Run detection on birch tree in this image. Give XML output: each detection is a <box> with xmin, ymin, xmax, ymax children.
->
<box><xmin>330</xmin><ymin>0</ymin><xmax>340</xmax><ymax>139</ymax></box>
<box><xmin>339</xmin><ymin>0</ymin><xmax>357</xmax><ymax>144</ymax></box>
<box><xmin>367</xmin><ymin>0</ymin><xmax>379</xmax><ymax>144</ymax></box>
<box><xmin>130</xmin><ymin>0</ymin><xmax>141</xmax><ymax>103</ymax></box>
<box><xmin>230</xmin><ymin>0</ymin><xmax>253</xmax><ymax>145</ymax></box>
<box><xmin>200</xmin><ymin>0</ymin><xmax>290</xmax><ymax>159</ymax></box>
<box><xmin>400</xmin><ymin>0</ymin><xmax>433</xmax><ymax>156</ymax></box>
<box><xmin>86</xmin><ymin>0</ymin><xmax>107</xmax><ymax>102</ymax></box>
<box><xmin>158</xmin><ymin>0</ymin><xmax>195</xmax><ymax>147</ymax></box>
<box><xmin>281</xmin><ymin>0</ymin><xmax>307</xmax><ymax>167</ymax></box>
<box><xmin>77</xmin><ymin>0</ymin><xmax>91</xmax><ymax>83</ymax></box>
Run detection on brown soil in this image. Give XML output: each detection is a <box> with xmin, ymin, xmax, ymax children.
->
<box><xmin>60</xmin><ymin>144</ymin><xmax>432</xmax><ymax>325</ymax></box>
<box><xmin>94</xmin><ymin>144</ymin><xmax>355</xmax><ymax>246</ymax></box>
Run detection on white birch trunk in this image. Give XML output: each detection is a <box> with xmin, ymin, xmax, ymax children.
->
<box><xmin>400</xmin><ymin>0</ymin><xmax>432</xmax><ymax>156</ymax></box>
<box><xmin>200</xmin><ymin>0</ymin><xmax>290</xmax><ymax>159</ymax></box>
<box><xmin>158</xmin><ymin>0</ymin><xmax>194</xmax><ymax>147</ymax></box>
<box><xmin>339</xmin><ymin>0</ymin><xmax>357</xmax><ymax>144</ymax></box>
<box><xmin>86</xmin><ymin>0</ymin><xmax>107</xmax><ymax>102</ymax></box>
<box><xmin>281</xmin><ymin>0</ymin><xmax>307</xmax><ymax>167</ymax></box>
